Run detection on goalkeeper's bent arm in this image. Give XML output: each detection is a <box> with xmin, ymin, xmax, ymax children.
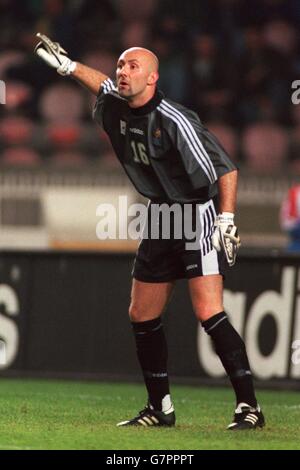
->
<box><xmin>217</xmin><ymin>170</ymin><xmax>238</xmax><ymax>214</ymax></box>
<box><xmin>212</xmin><ymin>170</ymin><xmax>240</xmax><ymax>266</ymax></box>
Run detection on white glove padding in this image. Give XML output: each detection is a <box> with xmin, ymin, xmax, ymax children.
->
<box><xmin>34</xmin><ymin>32</ymin><xmax>76</xmax><ymax>76</ymax></box>
<box><xmin>212</xmin><ymin>212</ymin><xmax>241</xmax><ymax>267</ymax></box>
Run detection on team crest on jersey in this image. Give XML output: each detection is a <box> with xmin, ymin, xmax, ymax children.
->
<box><xmin>153</xmin><ymin>128</ymin><xmax>161</xmax><ymax>139</ymax></box>
<box><xmin>153</xmin><ymin>127</ymin><xmax>162</xmax><ymax>146</ymax></box>
<box><xmin>120</xmin><ymin>120</ymin><xmax>127</xmax><ymax>135</ymax></box>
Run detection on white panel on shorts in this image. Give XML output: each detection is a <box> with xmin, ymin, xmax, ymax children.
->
<box><xmin>199</xmin><ymin>200</ymin><xmax>220</xmax><ymax>276</ymax></box>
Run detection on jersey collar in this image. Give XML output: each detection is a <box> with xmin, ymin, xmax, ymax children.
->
<box><xmin>129</xmin><ymin>89</ymin><xmax>164</xmax><ymax>116</ymax></box>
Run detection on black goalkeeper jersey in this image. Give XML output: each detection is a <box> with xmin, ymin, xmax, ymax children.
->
<box><xmin>93</xmin><ymin>78</ymin><xmax>236</xmax><ymax>203</ymax></box>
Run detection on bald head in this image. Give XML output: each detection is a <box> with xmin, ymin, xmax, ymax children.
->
<box><xmin>116</xmin><ymin>46</ymin><xmax>160</xmax><ymax>107</ymax></box>
<box><xmin>119</xmin><ymin>47</ymin><xmax>159</xmax><ymax>73</ymax></box>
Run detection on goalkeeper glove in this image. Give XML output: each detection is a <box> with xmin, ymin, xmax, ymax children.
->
<box><xmin>34</xmin><ymin>32</ymin><xmax>76</xmax><ymax>76</ymax></box>
<box><xmin>212</xmin><ymin>212</ymin><xmax>241</xmax><ymax>267</ymax></box>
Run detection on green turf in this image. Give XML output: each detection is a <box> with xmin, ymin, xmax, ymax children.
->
<box><xmin>0</xmin><ymin>378</ymin><xmax>299</xmax><ymax>450</ymax></box>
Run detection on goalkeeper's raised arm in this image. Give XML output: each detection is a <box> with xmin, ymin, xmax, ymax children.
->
<box><xmin>34</xmin><ymin>33</ymin><xmax>108</xmax><ymax>96</ymax></box>
<box><xmin>72</xmin><ymin>62</ymin><xmax>109</xmax><ymax>96</ymax></box>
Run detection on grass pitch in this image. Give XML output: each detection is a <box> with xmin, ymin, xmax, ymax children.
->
<box><xmin>0</xmin><ymin>378</ymin><xmax>299</xmax><ymax>450</ymax></box>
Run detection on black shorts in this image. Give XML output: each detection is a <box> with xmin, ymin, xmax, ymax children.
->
<box><xmin>132</xmin><ymin>199</ymin><xmax>226</xmax><ymax>283</ymax></box>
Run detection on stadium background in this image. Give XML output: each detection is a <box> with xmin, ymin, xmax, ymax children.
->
<box><xmin>0</xmin><ymin>0</ymin><xmax>300</xmax><ymax>450</ymax></box>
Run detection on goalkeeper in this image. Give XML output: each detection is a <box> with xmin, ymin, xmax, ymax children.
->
<box><xmin>35</xmin><ymin>33</ymin><xmax>264</xmax><ymax>431</ymax></box>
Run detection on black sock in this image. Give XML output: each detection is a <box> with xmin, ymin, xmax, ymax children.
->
<box><xmin>202</xmin><ymin>312</ymin><xmax>257</xmax><ymax>408</ymax></box>
<box><xmin>132</xmin><ymin>317</ymin><xmax>170</xmax><ymax>411</ymax></box>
